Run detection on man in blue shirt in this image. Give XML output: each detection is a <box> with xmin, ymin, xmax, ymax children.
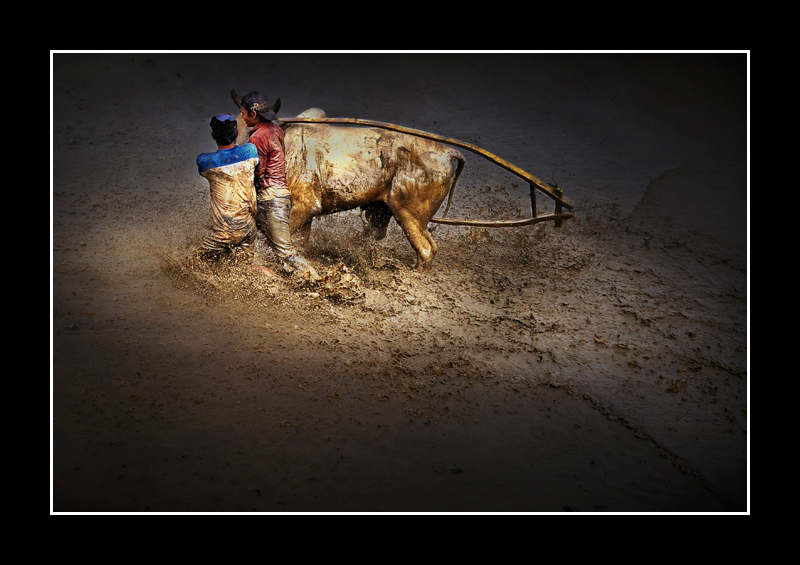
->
<box><xmin>191</xmin><ymin>113</ymin><xmax>271</xmax><ymax>276</ymax></box>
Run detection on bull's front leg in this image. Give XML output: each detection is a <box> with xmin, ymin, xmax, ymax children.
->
<box><xmin>361</xmin><ymin>202</ymin><xmax>392</xmax><ymax>240</ymax></box>
<box><xmin>288</xmin><ymin>187</ymin><xmax>319</xmax><ymax>248</ymax></box>
<box><xmin>294</xmin><ymin>217</ymin><xmax>313</xmax><ymax>248</ymax></box>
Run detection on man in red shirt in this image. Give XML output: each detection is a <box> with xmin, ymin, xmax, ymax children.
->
<box><xmin>239</xmin><ymin>91</ymin><xmax>316</xmax><ymax>277</ymax></box>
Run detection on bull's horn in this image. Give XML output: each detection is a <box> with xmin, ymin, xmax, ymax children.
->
<box><xmin>272</xmin><ymin>98</ymin><xmax>281</xmax><ymax>114</ymax></box>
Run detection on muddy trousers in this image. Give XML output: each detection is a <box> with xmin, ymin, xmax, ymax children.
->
<box><xmin>191</xmin><ymin>223</ymin><xmax>257</xmax><ymax>262</ymax></box>
<box><xmin>256</xmin><ymin>196</ymin><xmax>315</xmax><ymax>273</ymax></box>
<box><xmin>256</xmin><ymin>196</ymin><xmax>295</xmax><ymax>259</ymax></box>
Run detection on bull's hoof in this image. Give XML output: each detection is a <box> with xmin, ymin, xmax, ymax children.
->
<box><xmin>414</xmin><ymin>248</ymin><xmax>436</xmax><ymax>271</ymax></box>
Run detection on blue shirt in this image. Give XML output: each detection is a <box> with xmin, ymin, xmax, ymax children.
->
<box><xmin>196</xmin><ymin>143</ymin><xmax>259</xmax><ymax>174</ymax></box>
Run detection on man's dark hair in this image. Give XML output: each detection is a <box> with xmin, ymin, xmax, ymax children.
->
<box><xmin>210</xmin><ymin>114</ymin><xmax>238</xmax><ymax>145</ymax></box>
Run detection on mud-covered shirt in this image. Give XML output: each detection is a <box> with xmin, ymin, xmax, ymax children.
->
<box><xmin>247</xmin><ymin>120</ymin><xmax>291</xmax><ymax>201</ymax></box>
<box><xmin>196</xmin><ymin>143</ymin><xmax>259</xmax><ymax>238</ymax></box>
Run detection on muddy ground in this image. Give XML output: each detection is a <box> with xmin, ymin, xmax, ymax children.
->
<box><xmin>51</xmin><ymin>52</ymin><xmax>749</xmax><ymax>513</ymax></box>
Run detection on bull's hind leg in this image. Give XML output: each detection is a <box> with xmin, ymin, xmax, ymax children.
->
<box><xmin>389</xmin><ymin>206</ymin><xmax>436</xmax><ymax>271</ymax></box>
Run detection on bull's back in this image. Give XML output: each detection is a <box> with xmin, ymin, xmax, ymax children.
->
<box><xmin>285</xmin><ymin>123</ymin><xmax>462</xmax><ymax>212</ymax></box>
<box><xmin>285</xmin><ymin>125</ymin><xmax>391</xmax><ymax>208</ymax></box>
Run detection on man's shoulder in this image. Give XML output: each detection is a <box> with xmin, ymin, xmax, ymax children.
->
<box><xmin>196</xmin><ymin>151</ymin><xmax>217</xmax><ymax>172</ymax></box>
<box><xmin>197</xmin><ymin>145</ymin><xmax>258</xmax><ymax>174</ymax></box>
<box><xmin>238</xmin><ymin>143</ymin><xmax>258</xmax><ymax>159</ymax></box>
<box><xmin>249</xmin><ymin>122</ymin><xmax>283</xmax><ymax>141</ymax></box>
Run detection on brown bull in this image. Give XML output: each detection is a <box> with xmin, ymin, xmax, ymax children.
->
<box><xmin>234</xmin><ymin>102</ymin><xmax>466</xmax><ymax>271</ymax></box>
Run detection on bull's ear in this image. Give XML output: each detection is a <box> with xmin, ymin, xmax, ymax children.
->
<box><xmin>272</xmin><ymin>98</ymin><xmax>281</xmax><ymax>114</ymax></box>
<box><xmin>231</xmin><ymin>89</ymin><xmax>242</xmax><ymax>108</ymax></box>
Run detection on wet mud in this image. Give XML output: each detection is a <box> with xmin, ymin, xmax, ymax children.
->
<box><xmin>52</xmin><ymin>52</ymin><xmax>748</xmax><ymax>513</ymax></box>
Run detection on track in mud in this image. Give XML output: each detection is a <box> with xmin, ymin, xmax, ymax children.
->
<box><xmin>80</xmin><ymin>200</ymin><xmax>742</xmax><ymax>513</ymax></box>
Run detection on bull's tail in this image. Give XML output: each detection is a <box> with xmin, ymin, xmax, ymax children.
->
<box><xmin>439</xmin><ymin>149</ymin><xmax>466</xmax><ymax>220</ymax></box>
